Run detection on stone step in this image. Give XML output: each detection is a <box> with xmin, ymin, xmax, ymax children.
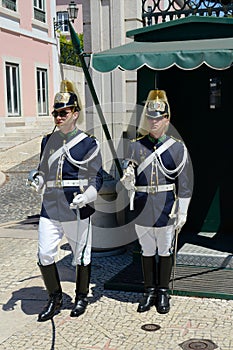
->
<box><xmin>5</xmin><ymin>121</ymin><xmax>26</xmax><ymax>128</ymax></box>
<box><xmin>0</xmin><ymin>120</ymin><xmax>52</xmax><ymax>150</ymax></box>
<box><xmin>0</xmin><ymin>134</ymin><xmax>45</xmax><ymax>149</ymax></box>
<box><xmin>0</xmin><ymin>135</ymin><xmax>41</xmax><ymax>142</ymax></box>
<box><xmin>5</xmin><ymin>125</ymin><xmax>52</xmax><ymax>134</ymax></box>
<box><xmin>4</xmin><ymin>131</ymin><xmax>46</xmax><ymax>137</ymax></box>
<box><xmin>0</xmin><ymin>140</ymin><xmax>23</xmax><ymax>149</ymax></box>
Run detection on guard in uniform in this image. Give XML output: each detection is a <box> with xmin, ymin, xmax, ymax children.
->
<box><xmin>27</xmin><ymin>80</ymin><xmax>103</xmax><ymax>322</ymax></box>
<box><xmin>121</xmin><ymin>90</ymin><xmax>192</xmax><ymax>314</ymax></box>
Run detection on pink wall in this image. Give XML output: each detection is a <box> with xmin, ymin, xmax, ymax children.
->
<box><xmin>0</xmin><ymin>0</ymin><xmax>56</xmax><ymax>120</ymax></box>
<box><xmin>0</xmin><ymin>0</ymin><xmax>85</xmax><ymax>123</ymax></box>
<box><xmin>1</xmin><ymin>31</ymin><xmax>54</xmax><ymax>116</ymax></box>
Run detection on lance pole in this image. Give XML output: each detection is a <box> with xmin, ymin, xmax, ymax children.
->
<box><xmin>68</xmin><ymin>21</ymin><xmax>123</xmax><ymax>178</ymax></box>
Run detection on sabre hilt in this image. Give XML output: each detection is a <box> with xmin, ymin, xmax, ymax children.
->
<box><xmin>70</xmin><ymin>192</ymin><xmax>77</xmax><ymax>209</ymax></box>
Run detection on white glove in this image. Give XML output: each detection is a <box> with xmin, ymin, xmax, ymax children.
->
<box><xmin>26</xmin><ymin>170</ymin><xmax>44</xmax><ymax>193</ymax></box>
<box><xmin>120</xmin><ymin>164</ymin><xmax>135</xmax><ymax>191</ymax></box>
<box><xmin>72</xmin><ymin>185</ymin><xmax>97</xmax><ymax>208</ymax></box>
<box><xmin>175</xmin><ymin>197</ymin><xmax>191</xmax><ymax>233</ymax></box>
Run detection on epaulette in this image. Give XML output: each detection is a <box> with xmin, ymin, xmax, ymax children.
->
<box><xmin>84</xmin><ymin>131</ymin><xmax>96</xmax><ymax>139</ymax></box>
<box><xmin>131</xmin><ymin>135</ymin><xmax>146</xmax><ymax>142</ymax></box>
<box><xmin>170</xmin><ymin>135</ymin><xmax>182</xmax><ymax>143</ymax></box>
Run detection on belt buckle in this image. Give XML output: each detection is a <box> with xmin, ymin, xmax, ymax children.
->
<box><xmin>56</xmin><ymin>180</ymin><xmax>62</xmax><ymax>188</ymax></box>
<box><xmin>151</xmin><ymin>187</ymin><xmax>155</xmax><ymax>194</ymax></box>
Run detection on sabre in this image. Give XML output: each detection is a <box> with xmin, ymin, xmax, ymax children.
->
<box><xmin>68</xmin><ymin>21</ymin><xmax>123</xmax><ymax>179</ymax></box>
<box><xmin>171</xmin><ymin>228</ymin><xmax>179</xmax><ymax>295</ymax></box>
<box><xmin>70</xmin><ymin>193</ymin><xmax>81</xmax><ymax>266</ymax></box>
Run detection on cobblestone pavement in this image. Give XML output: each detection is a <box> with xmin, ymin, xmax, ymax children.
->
<box><xmin>1</xmin><ymin>140</ymin><xmax>233</xmax><ymax>350</ymax></box>
<box><xmin>0</xmin><ymin>154</ymin><xmax>41</xmax><ymax>224</ymax></box>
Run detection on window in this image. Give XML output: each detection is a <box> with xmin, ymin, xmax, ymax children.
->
<box><xmin>2</xmin><ymin>0</ymin><xmax>17</xmax><ymax>11</ymax></box>
<box><xmin>57</xmin><ymin>11</ymin><xmax>69</xmax><ymax>32</ymax></box>
<box><xmin>34</xmin><ymin>0</ymin><xmax>44</xmax><ymax>11</ymax></box>
<box><xmin>5</xmin><ymin>63</ymin><xmax>21</xmax><ymax>116</ymax></box>
<box><xmin>37</xmin><ymin>68</ymin><xmax>48</xmax><ymax>116</ymax></box>
<box><xmin>34</xmin><ymin>0</ymin><xmax>46</xmax><ymax>23</ymax></box>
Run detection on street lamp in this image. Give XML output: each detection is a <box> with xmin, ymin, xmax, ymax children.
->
<box><xmin>53</xmin><ymin>1</ymin><xmax>78</xmax><ymax>32</ymax></box>
<box><xmin>67</xmin><ymin>1</ymin><xmax>78</xmax><ymax>23</ymax></box>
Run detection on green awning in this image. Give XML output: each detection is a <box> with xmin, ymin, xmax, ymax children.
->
<box><xmin>91</xmin><ymin>37</ymin><xmax>233</xmax><ymax>72</ymax></box>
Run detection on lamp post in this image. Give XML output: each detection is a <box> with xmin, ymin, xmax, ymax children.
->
<box><xmin>53</xmin><ymin>0</ymin><xmax>78</xmax><ymax>32</ymax></box>
<box><xmin>67</xmin><ymin>1</ymin><xmax>78</xmax><ymax>23</ymax></box>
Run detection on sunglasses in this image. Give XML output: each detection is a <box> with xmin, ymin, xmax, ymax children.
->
<box><xmin>146</xmin><ymin>116</ymin><xmax>165</xmax><ymax>121</ymax></box>
<box><xmin>51</xmin><ymin>110</ymin><xmax>70</xmax><ymax>118</ymax></box>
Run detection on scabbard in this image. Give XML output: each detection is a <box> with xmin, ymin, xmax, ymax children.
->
<box><xmin>171</xmin><ymin>228</ymin><xmax>179</xmax><ymax>294</ymax></box>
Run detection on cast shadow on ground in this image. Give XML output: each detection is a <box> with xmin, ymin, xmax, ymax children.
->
<box><xmin>2</xmin><ymin>242</ymin><xmax>140</xmax><ymax>317</ymax></box>
<box><xmin>2</xmin><ymin>286</ymin><xmax>73</xmax><ymax>315</ymax></box>
<box><xmin>58</xmin><ymin>242</ymin><xmax>140</xmax><ymax>305</ymax></box>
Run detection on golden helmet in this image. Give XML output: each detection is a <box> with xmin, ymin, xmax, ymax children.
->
<box><xmin>137</xmin><ymin>89</ymin><xmax>170</xmax><ymax>135</ymax></box>
<box><xmin>145</xmin><ymin>90</ymin><xmax>169</xmax><ymax>119</ymax></box>
<box><xmin>53</xmin><ymin>80</ymin><xmax>81</xmax><ymax>111</ymax></box>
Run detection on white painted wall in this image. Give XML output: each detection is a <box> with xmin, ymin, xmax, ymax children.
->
<box><xmin>79</xmin><ymin>0</ymin><xmax>142</xmax><ymax>178</ymax></box>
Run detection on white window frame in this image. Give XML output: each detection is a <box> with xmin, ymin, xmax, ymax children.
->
<box><xmin>57</xmin><ymin>11</ymin><xmax>69</xmax><ymax>33</ymax></box>
<box><xmin>5</xmin><ymin>62</ymin><xmax>21</xmax><ymax>117</ymax></box>
<box><xmin>36</xmin><ymin>68</ymin><xmax>48</xmax><ymax>116</ymax></box>
<box><xmin>34</xmin><ymin>0</ymin><xmax>45</xmax><ymax>11</ymax></box>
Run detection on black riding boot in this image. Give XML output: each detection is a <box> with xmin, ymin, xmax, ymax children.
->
<box><xmin>137</xmin><ymin>256</ymin><xmax>156</xmax><ymax>313</ymax></box>
<box><xmin>37</xmin><ymin>263</ymin><xmax>63</xmax><ymax>322</ymax></box>
<box><xmin>70</xmin><ymin>264</ymin><xmax>91</xmax><ymax>317</ymax></box>
<box><xmin>156</xmin><ymin>255</ymin><xmax>173</xmax><ymax>314</ymax></box>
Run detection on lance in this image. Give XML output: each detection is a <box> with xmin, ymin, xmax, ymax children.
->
<box><xmin>68</xmin><ymin>20</ymin><xmax>123</xmax><ymax>178</ymax></box>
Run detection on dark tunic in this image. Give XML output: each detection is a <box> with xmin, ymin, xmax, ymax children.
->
<box><xmin>127</xmin><ymin>134</ymin><xmax>192</xmax><ymax>227</ymax></box>
<box><xmin>38</xmin><ymin>128</ymin><xmax>103</xmax><ymax>221</ymax></box>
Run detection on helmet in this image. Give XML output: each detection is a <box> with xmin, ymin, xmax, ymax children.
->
<box><xmin>138</xmin><ymin>89</ymin><xmax>170</xmax><ymax>135</ymax></box>
<box><xmin>145</xmin><ymin>90</ymin><xmax>169</xmax><ymax>119</ymax></box>
<box><xmin>53</xmin><ymin>80</ymin><xmax>81</xmax><ymax>111</ymax></box>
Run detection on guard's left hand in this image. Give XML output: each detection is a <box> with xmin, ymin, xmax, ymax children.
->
<box><xmin>175</xmin><ymin>213</ymin><xmax>187</xmax><ymax>233</ymax></box>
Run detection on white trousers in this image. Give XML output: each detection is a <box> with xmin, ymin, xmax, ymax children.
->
<box><xmin>38</xmin><ymin>216</ymin><xmax>92</xmax><ymax>266</ymax></box>
<box><xmin>135</xmin><ymin>224</ymin><xmax>175</xmax><ymax>257</ymax></box>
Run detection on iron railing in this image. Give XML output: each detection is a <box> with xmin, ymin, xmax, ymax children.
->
<box><xmin>142</xmin><ymin>0</ymin><xmax>233</xmax><ymax>25</ymax></box>
<box><xmin>34</xmin><ymin>7</ymin><xmax>46</xmax><ymax>23</ymax></box>
<box><xmin>2</xmin><ymin>0</ymin><xmax>16</xmax><ymax>11</ymax></box>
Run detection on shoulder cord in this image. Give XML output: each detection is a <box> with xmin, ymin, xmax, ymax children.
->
<box><xmin>155</xmin><ymin>143</ymin><xmax>188</xmax><ymax>180</ymax></box>
<box><xmin>63</xmin><ymin>140</ymin><xmax>100</xmax><ymax>171</ymax></box>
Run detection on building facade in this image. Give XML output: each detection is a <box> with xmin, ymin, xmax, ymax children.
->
<box><xmin>0</xmin><ymin>0</ymin><xmax>59</xmax><ymax>135</ymax></box>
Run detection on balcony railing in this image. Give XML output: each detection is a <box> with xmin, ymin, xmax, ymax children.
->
<box><xmin>142</xmin><ymin>0</ymin><xmax>233</xmax><ymax>25</ymax></box>
<box><xmin>34</xmin><ymin>7</ymin><xmax>46</xmax><ymax>23</ymax></box>
<box><xmin>2</xmin><ymin>0</ymin><xmax>16</xmax><ymax>11</ymax></box>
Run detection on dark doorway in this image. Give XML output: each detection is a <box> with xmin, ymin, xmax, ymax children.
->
<box><xmin>137</xmin><ymin>65</ymin><xmax>233</xmax><ymax>234</ymax></box>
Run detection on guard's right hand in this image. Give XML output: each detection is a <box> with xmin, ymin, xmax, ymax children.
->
<box><xmin>72</xmin><ymin>193</ymin><xmax>87</xmax><ymax>208</ymax></box>
<box><xmin>71</xmin><ymin>186</ymin><xmax>97</xmax><ymax>209</ymax></box>
<box><xmin>120</xmin><ymin>164</ymin><xmax>135</xmax><ymax>191</ymax></box>
<box><xmin>26</xmin><ymin>170</ymin><xmax>44</xmax><ymax>193</ymax></box>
